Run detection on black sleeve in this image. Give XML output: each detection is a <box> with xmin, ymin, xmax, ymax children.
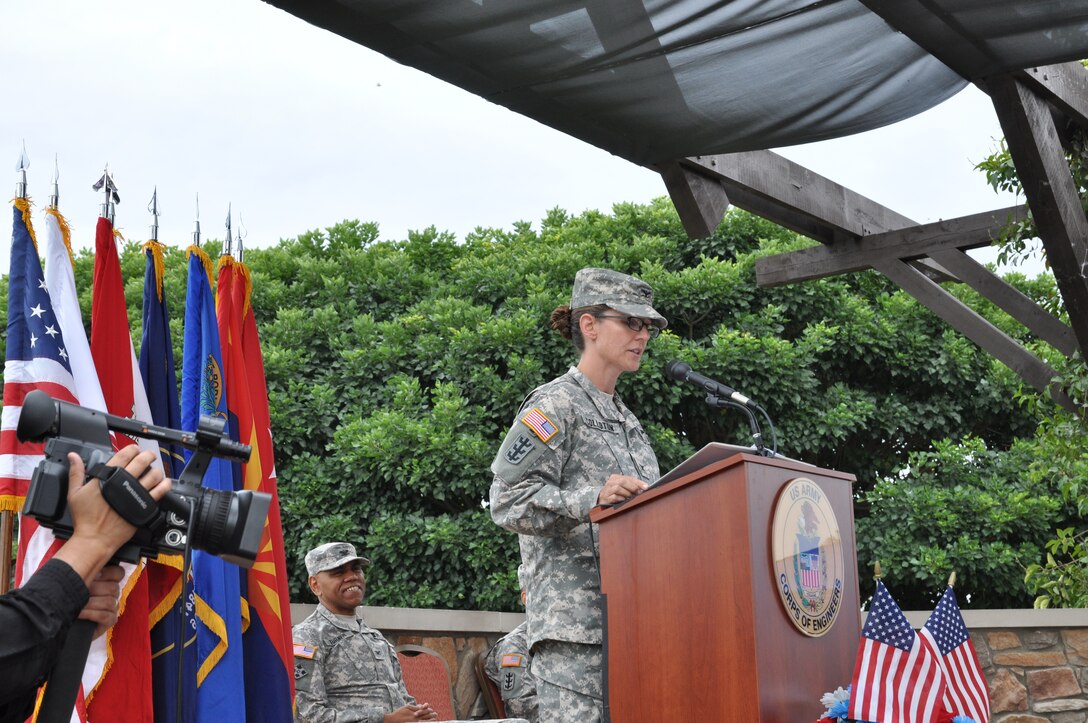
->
<box><xmin>0</xmin><ymin>558</ymin><xmax>90</xmax><ymax>722</ymax></box>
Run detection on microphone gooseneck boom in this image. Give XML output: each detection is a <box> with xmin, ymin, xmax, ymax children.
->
<box><xmin>664</xmin><ymin>360</ymin><xmax>757</xmax><ymax>408</ymax></box>
<box><xmin>664</xmin><ymin>360</ymin><xmax>777</xmax><ymax>455</ymax></box>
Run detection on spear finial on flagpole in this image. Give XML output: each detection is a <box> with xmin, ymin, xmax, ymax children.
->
<box><xmin>14</xmin><ymin>142</ymin><xmax>29</xmax><ymax>199</ymax></box>
<box><xmin>93</xmin><ymin>165</ymin><xmax>120</xmax><ymax>223</ymax></box>
<box><xmin>148</xmin><ymin>187</ymin><xmax>159</xmax><ymax>242</ymax></box>
<box><xmin>874</xmin><ymin>561</ymin><xmax>882</xmax><ymax>581</ymax></box>
<box><xmin>48</xmin><ymin>155</ymin><xmax>59</xmax><ymax>209</ymax></box>
<box><xmin>236</xmin><ymin>212</ymin><xmax>246</xmax><ymax>263</ymax></box>
<box><xmin>948</xmin><ymin>571</ymin><xmax>956</xmax><ymax>588</ymax></box>
<box><xmin>224</xmin><ymin>203</ymin><xmax>233</xmax><ymax>258</ymax></box>
<box><xmin>192</xmin><ymin>193</ymin><xmax>201</xmax><ymax>246</ymax></box>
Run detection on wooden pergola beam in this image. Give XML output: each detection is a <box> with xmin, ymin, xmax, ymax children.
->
<box><xmin>659</xmin><ymin>161</ymin><xmax>731</xmax><ymax>239</ymax></box>
<box><xmin>928</xmin><ymin>247</ymin><xmax>1077</xmax><ymax>356</ymax></box>
<box><xmin>873</xmin><ymin>258</ymin><xmax>1070</xmax><ymax>406</ymax></box>
<box><xmin>990</xmin><ymin>74</ymin><xmax>1088</xmax><ymax>360</ymax></box>
<box><xmin>1018</xmin><ymin>64</ymin><xmax>1088</xmax><ymax>131</ymax></box>
<box><xmin>663</xmin><ymin>150</ymin><xmax>1070</xmax><ymax>406</ymax></box>
<box><xmin>754</xmin><ymin>205</ymin><xmax>1026</xmax><ymax>286</ymax></box>
<box><xmin>682</xmin><ymin>151</ymin><xmax>916</xmax><ymax>240</ymax></box>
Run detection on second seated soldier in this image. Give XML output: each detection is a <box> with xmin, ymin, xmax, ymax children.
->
<box><xmin>489</xmin><ymin>267</ymin><xmax>666</xmax><ymax>723</ymax></box>
<box><xmin>484</xmin><ymin>566</ymin><xmax>538</xmax><ymax>723</ymax></box>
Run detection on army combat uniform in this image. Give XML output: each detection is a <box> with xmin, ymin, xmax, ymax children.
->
<box><xmin>484</xmin><ymin>620</ymin><xmax>539</xmax><ymax>723</ymax></box>
<box><xmin>490</xmin><ymin>366</ymin><xmax>660</xmax><ymax>723</ymax></box>
<box><xmin>293</xmin><ymin>605</ymin><xmax>415</xmax><ymax>723</ymax></box>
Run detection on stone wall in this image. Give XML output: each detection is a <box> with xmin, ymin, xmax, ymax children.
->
<box><xmin>980</xmin><ymin>627</ymin><xmax>1088</xmax><ymax>722</ymax></box>
<box><xmin>293</xmin><ymin>604</ymin><xmax>1086</xmax><ymax>721</ymax></box>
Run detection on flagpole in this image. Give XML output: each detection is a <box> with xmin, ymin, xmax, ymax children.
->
<box><xmin>236</xmin><ymin>213</ymin><xmax>245</xmax><ymax>263</ymax></box>
<box><xmin>149</xmin><ymin>187</ymin><xmax>159</xmax><ymax>242</ymax></box>
<box><xmin>1</xmin><ymin>150</ymin><xmax>30</xmax><ymax>595</ymax></box>
<box><xmin>224</xmin><ymin>203</ymin><xmax>233</xmax><ymax>258</ymax></box>
<box><xmin>193</xmin><ymin>193</ymin><xmax>201</xmax><ymax>245</ymax></box>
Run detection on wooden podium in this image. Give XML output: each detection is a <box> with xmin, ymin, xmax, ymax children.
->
<box><xmin>590</xmin><ymin>452</ymin><xmax>860</xmax><ymax>722</ymax></box>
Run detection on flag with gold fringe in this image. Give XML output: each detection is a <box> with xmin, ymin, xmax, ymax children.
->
<box><xmin>39</xmin><ymin>201</ymin><xmax>118</xmax><ymax>721</ymax></box>
<box><xmin>182</xmin><ymin>245</ymin><xmax>246</xmax><ymax>722</ymax></box>
<box><xmin>0</xmin><ymin>198</ymin><xmax>87</xmax><ymax>721</ymax></box>
<box><xmin>88</xmin><ymin>213</ymin><xmax>157</xmax><ymax>721</ymax></box>
<box><xmin>217</xmin><ymin>253</ymin><xmax>295</xmax><ymax>720</ymax></box>
<box><xmin>140</xmin><ymin>239</ymin><xmax>197</xmax><ymax>723</ymax></box>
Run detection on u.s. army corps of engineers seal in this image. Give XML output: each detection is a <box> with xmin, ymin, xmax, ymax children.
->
<box><xmin>771</xmin><ymin>477</ymin><xmax>845</xmax><ymax>637</ymax></box>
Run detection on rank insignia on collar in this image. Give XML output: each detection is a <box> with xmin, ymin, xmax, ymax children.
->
<box><xmin>521</xmin><ymin>407</ymin><xmax>557</xmax><ymax>442</ymax></box>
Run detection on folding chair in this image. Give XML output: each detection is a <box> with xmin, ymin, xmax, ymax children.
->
<box><xmin>473</xmin><ymin>649</ymin><xmax>507</xmax><ymax>719</ymax></box>
<box><xmin>396</xmin><ymin>644</ymin><xmax>458</xmax><ymax>721</ymax></box>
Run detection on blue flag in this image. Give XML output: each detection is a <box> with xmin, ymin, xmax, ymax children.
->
<box><xmin>141</xmin><ymin>241</ymin><xmax>197</xmax><ymax>723</ymax></box>
<box><xmin>181</xmin><ymin>246</ymin><xmax>246</xmax><ymax>722</ymax></box>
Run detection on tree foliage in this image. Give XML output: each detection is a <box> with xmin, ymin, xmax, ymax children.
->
<box><xmin>855</xmin><ymin>437</ymin><xmax>1078</xmax><ymax>609</ymax></box>
<box><xmin>1</xmin><ymin>200</ymin><xmax>1053</xmax><ymax>609</ymax></box>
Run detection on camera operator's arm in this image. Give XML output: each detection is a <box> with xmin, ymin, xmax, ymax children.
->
<box><xmin>0</xmin><ymin>446</ymin><xmax>170</xmax><ymax>719</ymax></box>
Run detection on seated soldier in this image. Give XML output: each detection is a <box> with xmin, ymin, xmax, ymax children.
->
<box><xmin>293</xmin><ymin>541</ymin><xmax>438</xmax><ymax>723</ymax></box>
<box><xmin>484</xmin><ymin>566</ymin><xmax>538</xmax><ymax>723</ymax></box>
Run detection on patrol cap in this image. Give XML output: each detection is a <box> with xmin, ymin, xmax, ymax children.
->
<box><xmin>305</xmin><ymin>541</ymin><xmax>370</xmax><ymax>576</ymax></box>
<box><xmin>570</xmin><ymin>267</ymin><xmax>667</xmax><ymax>329</ymax></box>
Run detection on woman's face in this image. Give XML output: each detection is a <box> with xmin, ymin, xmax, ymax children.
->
<box><xmin>586</xmin><ymin>311</ymin><xmax>653</xmax><ymax>374</ymax></box>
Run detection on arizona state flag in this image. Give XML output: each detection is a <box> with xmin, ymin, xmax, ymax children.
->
<box><xmin>217</xmin><ymin>255</ymin><xmax>294</xmax><ymax>720</ymax></box>
<box><xmin>182</xmin><ymin>245</ymin><xmax>246</xmax><ymax>722</ymax></box>
<box><xmin>140</xmin><ymin>240</ymin><xmax>197</xmax><ymax>723</ymax></box>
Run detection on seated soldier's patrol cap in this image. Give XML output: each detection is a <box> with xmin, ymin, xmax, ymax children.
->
<box><xmin>305</xmin><ymin>541</ymin><xmax>370</xmax><ymax>576</ymax></box>
<box><xmin>570</xmin><ymin>267</ymin><xmax>667</xmax><ymax>329</ymax></box>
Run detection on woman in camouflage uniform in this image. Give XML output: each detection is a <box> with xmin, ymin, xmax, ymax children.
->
<box><xmin>489</xmin><ymin>267</ymin><xmax>666</xmax><ymax>723</ymax></box>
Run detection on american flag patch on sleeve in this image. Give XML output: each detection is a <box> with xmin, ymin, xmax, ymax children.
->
<box><xmin>521</xmin><ymin>408</ymin><xmax>558</xmax><ymax>442</ymax></box>
<box><xmin>294</xmin><ymin>643</ymin><xmax>316</xmax><ymax>659</ymax></box>
<box><xmin>501</xmin><ymin>653</ymin><xmax>524</xmax><ymax>667</ymax></box>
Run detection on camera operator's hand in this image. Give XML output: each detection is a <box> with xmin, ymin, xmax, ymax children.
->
<box><xmin>79</xmin><ymin>565</ymin><xmax>124</xmax><ymax>639</ymax></box>
<box><xmin>52</xmin><ymin>446</ymin><xmax>172</xmax><ymax>587</ymax></box>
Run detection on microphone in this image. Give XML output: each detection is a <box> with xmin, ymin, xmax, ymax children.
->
<box><xmin>664</xmin><ymin>360</ymin><xmax>758</xmax><ymax>409</ymax></box>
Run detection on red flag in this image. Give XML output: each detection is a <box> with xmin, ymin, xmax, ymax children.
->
<box><xmin>921</xmin><ymin>587</ymin><xmax>990</xmax><ymax>722</ymax></box>
<box><xmin>216</xmin><ymin>256</ymin><xmax>295</xmax><ymax>719</ymax></box>
<box><xmin>87</xmin><ymin>216</ymin><xmax>154</xmax><ymax>722</ymax></box>
<box><xmin>850</xmin><ymin>581</ymin><xmax>946</xmax><ymax>723</ymax></box>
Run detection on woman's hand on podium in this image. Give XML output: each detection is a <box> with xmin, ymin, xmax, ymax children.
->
<box><xmin>597</xmin><ymin>474</ymin><xmax>649</xmax><ymax>505</ymax></box>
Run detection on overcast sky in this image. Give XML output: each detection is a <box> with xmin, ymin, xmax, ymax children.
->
<box><xmin>2</xmin><ymin>0</ymin><xmax>1038</xmax><ymax>277</ymax></box>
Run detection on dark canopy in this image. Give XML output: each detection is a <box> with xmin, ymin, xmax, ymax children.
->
<box><xmin>261</xmin><ymin>0</ymin><xmax>1088</xmax><ymax>401</ymax></box>
<box><xmin>261</xmin><ymin>0</ymin><xmax>1088</xmax><ymax>164</ymax></box>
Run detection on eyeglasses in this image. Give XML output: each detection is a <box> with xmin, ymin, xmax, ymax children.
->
<box><xmin>596</xmin><ymin>314</ymin><xmax>661</xmax><ymax>339</ymax></box>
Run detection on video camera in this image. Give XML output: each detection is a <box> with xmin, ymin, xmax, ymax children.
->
<box><xmin>17</xmin><ymin>390</ymin><xmax>272</xmax><ymax>568</ymax></box>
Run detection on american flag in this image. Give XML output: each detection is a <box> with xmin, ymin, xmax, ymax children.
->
<box><xmin>1</xmin><ymin>202</ymin><xmax>79</xmax><ymax>535</ymax></box>
<box><xmin>521</xmin><ymin>407</ymin><xmax>557</xmax><ymax>442</ymax></box>
<box><xmin>849</xmin><ymin>581</ymin><xmax>946</xmax><ymax>723</ymax></box>
<box><xmin>921</xmin><ymin>586</ymin><xmax>990</xmax><ymax>722</ymax></box>
<box><xmin>800</xmin><ymin>546</ymin><xmax>821</xmax><ymax>588</ymax></box>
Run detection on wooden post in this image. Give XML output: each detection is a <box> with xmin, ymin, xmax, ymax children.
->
<box><xmin>990</xmin><ymin>75</ymin><xmax>1088</xmax><ymax>361</ymax></box>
